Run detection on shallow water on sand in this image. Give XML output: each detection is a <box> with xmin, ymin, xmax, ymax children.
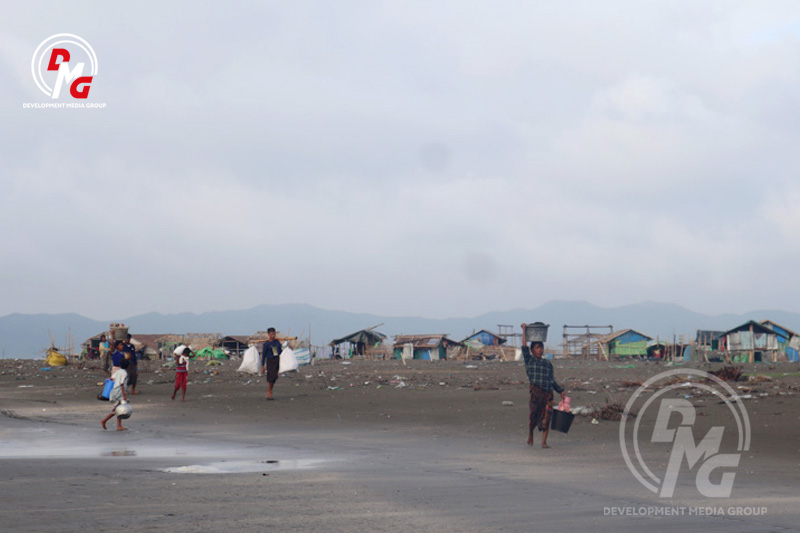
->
<box><xmin>0</xmin><ymin>418</ymin><xmax>331</xmax><ymax>474</ymax></box>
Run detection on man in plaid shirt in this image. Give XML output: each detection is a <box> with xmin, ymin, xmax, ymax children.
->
<box><xmin>522</xmin><ymin>326</ymin><xmax>566</xmax><ymax>448</ymax></box>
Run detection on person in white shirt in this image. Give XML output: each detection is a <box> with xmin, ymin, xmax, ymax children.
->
<box><xmin>101</xmin><ymin>353</ymin><xmax>130</xmax><ymax>431</ymax></box>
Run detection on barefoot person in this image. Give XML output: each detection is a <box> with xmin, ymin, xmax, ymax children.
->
<box><xmin>101</xmin><ymin>353</ymin><xmax>131</xmax><ymax>431</ymax></box>
<box><xmin>521</xmin><ymin>326</ymin><xmax>565</xmax><ymax>448</ymax></box>
<box><xmin>172</xmin><ymin>345</ymin><xmax>193</xmax><ymax>401</ymax></box>
<box><xmin>125</xmin><ymin>333</ymin><xmax>139</xmax><ymax>395</ymax></box>
<box><xmin>262</xmin><ymin>327</ymin><xmax>282</xmax><ymax>400</ymax></box>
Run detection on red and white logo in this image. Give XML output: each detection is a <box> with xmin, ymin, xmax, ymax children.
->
<box><xmin>31</xmin><ymin>34</ymin><xmax>97</xmax><ymax>99</ymax></box>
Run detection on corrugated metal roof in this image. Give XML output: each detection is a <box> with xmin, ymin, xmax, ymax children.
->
<box><xmin>393</xmin><ymin>334</ymin><xmax>464</xmax><ymax>349</ymax></box>
<box><xmin>597</xmin><ymin>329</ymin><xmax>652</xmax><ymax>343</ymax></box>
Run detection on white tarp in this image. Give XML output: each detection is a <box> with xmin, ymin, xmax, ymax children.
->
<box><xmin>294</xmin><ymin>348</ymin><xmax>311</xmax><ymax>366</ymax></box>
<box><xmin>237</xmin><ymin>345</ymin><xmax>261</xmax><ymax>374</ymax></box>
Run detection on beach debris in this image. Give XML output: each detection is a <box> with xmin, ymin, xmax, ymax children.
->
<box><xmin>748</xmin><ymin>375</ymin><xmax>773</xmax><ymax>383</ymax></box>
<box><xmin>327</xmin><ymin>386</ymin><xmax>342</xmax><ymax>391</ymax></box>
<box><xmin>591</xmin><ymin>418</ymin><xmax>599</xmax><ymax>424</ymax></box>
<box><xmin>618</xmin><ymin>380</ymin><xmax>645</xmax><ymax>388</ymax></box>
<box><xmin>709</xmin><ymin>365</ymin><xmax>744</xmax><ymax>382</ymax></box>
<box><xmin>501</xmin><ymin>401</ymin><xmax>514</xmax><ymax>406</ymax></box>
<box><xmin>590</xmin><ymin>399</ymin><xmax>632</xmax><ymax>421</ymax></box>
<box><xmin>394</xmin><ymin>381</ymin><xmax>407</xmax><ymax>388</ymax></box>
<box><xmin>340</xmin><ymin>361</ymin><xmax>351</xmax><ymax>365</ymax></box>
<box><xmin>465</xmin><ymin>365</ymin><xmax>477</xmax><ymax>369</ymax></box>
<box><xmin>571</xmin><ymin>406</ymin><xmax>593</xmax><ymax>416</ymax></box>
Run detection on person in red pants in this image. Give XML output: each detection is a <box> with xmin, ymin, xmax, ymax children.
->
<box><xmin>172</xmin><ymin>345</ymin><xmax>193</xmax><ymax>401</ymax></box>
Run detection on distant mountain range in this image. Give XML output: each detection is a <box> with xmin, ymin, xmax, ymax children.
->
<box><xmin>2</xmin><ymin>301</ymin><xmax>799</xmax><ymax>359</ymax></box>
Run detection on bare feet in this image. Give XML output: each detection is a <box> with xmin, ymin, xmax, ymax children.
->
<box><xmin>117</xmin><ymin>426</ymin><xmax>128</xmax><ymax>431</ymax></box>
<box><xmin>171</xmin><ymin>394</ymin><xmax>175</xmax><ymax>400</ymax></box>
<box><xmin>101</xmin><ymin>420</ymin><xmax>107</xmax><ymax>430</ymax></box>
<box><xmin>542</xmin><ymin>443</ymin><xmax>550</xmax><ymax>449</ymax></box>
<box><xmin>527</xmin><ymin>436</ymin><xmax>533</xmax><ymax>446</ymax></box>
<box><xmin>266</xmin><ymin>395</ymin><xmax>274</xmax><ymax>401</ymax></box>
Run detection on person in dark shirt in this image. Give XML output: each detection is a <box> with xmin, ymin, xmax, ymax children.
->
<box><xmin>110</xmin><ymin>340</ymin><xmax>126</xmax><ymax>373</ymax></box>
<box><xmin>521</xmin><ymin>327</ymin><xmax>566</xmax><ymax>448</ymax></box>
<box><xmin>124</xmin><ymin>334</ymin><xmax>139</xmax><ymax>395</ymax></box>
<box><xmin>262</xmin><ymin>327</ymin><xmax>282</xmax><ymax>400</ymax></box>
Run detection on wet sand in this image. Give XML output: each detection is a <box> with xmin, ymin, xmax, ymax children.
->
<box><xmin>1</xmin><ymin>358</ymin><xmax>799</xmax><ymax>532</ymax></box>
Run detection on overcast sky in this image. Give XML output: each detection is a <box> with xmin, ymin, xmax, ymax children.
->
<box><xmin>2</xmin><ymin>1</ymin><xmax>800</xmax><ymax>320</ymax></box>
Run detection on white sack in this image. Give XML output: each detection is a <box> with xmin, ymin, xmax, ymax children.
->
<box><xmin>279</xmin><ymin>347</ymin><xmax>299</xmax><ymax>374</ymax></box>
<box><xmin>238</xmin><ymin>345</ymin><xmax>261</xmax><ymax>374</ymax></box>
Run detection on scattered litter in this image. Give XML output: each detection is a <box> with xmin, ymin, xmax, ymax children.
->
<box><xmin>439</xmin><ymin>382</ymin><xmax>446</xmax><ymax>386</ymax></box>
<box><xmin>749</xmin><ymin>375</ymin><xmax>773</xmax><ymax>383</ymax></box>
<box><xmin>340</xmin><ymin>361</ymin><xmax>351</xmax><ymax>366</ymax></box>
<box><xmin>501</xmin><ymin>401</ymin><xmax>514</xmax><ymax>406</ymax></box>
<box><xmin>327</xmin><ymin>386</ymin><xmax>342</xmax><ymax>391</ymax></box>
<box><xmin>465</xmin><ymin>365</ymin><xmax>477</xmax><ymax>369</ymax></box>
<box><xmin>18</xmin><ymin>385</ymin><xmax>33</xmax><ymax>388</ymax></box>
<box><xmin>591</xmin><ymin>418</ymin><xmax>599</xmax><ymax>424</ymax></box>
<box><xmin>394</xmin><ymin>381</ymin><xmax>407</xmax><ymax>388</ymax></box>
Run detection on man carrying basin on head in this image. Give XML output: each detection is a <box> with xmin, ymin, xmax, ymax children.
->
<box><xmin>521</xmin><ymin>324</ymin><xmax>566</xmax><ymax>449</ymax></box>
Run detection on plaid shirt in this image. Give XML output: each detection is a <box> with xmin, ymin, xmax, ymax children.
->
<box><xmin>523</xmin><ymin>347</ymin><xmax>564</xmax><ymax>393</ymax></box>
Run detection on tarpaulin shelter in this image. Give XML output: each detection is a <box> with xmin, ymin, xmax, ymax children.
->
<box><xmin>392</xmin><ymin>334</ymin><xmax>466</xmax><ymax>361</ymax></box>
<box><xmin>331</xmin><ymin>328</ymin><xmax>387</xmax><ymax>358</ymax></box>
<box><xmin>332</xmin><ymin>329</ymin><xmax>387</xmax><ymax>346</ymax></box>
<box><xmin>194</xmin><ymin>347</ymin><xmax>229</xmax><ymax>360</ymax></box>
<box><xmin>722</xmin><ymin>320</ymin><xmax>780</xmax><ymax>363</ymax></box>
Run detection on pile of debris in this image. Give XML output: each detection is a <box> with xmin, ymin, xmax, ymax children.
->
<box><xmin>709</xmin><ymin>365</ymin><xmax>744</xmax><ymax>382</ymax></box>
<box><xmin>592</xmin><ymin>400</ymin><xmax>630</xmax><ymax>421</ymax></box>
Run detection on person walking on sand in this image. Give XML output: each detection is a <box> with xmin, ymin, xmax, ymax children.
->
<box><xmin>99</xmin><ymin>334</ymin><xmax>110</xmax><ymax>370</ymax></box>
<box><xmin>521</xmin><ymin>325</ymin><xmax>566</xmax><ymax>448</ymax></box>
<box><xmin>262</xmin><ymin>327</ymin><xmax>282</xmax><ymax>400</ymax></box>
<box><xmin>125</xmin><ymin>333</ymin><xmax>139</xmax><ymax>395</ymax></box>
<box><xmin>172</xmin><ymin>345</ymin><xmax>193</xmax><ymax>401</ymax></box>
<box><xmin>101</xmin><ymin>353</ymin><xmax>131</xmax><ymax>431</ymax></box>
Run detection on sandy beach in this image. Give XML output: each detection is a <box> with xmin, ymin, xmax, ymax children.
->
<box><xmin>1</xmin><ymin>357</ymin><xmax>799</xmax><ymax>532</ymax></box>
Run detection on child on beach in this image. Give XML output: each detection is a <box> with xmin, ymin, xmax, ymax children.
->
<box><xmin>101</xmin><ymin>354</ymin><xmax>130</xmax><ymax>431</ymax></box>
<box><xmin>172</xmin><ymin>345</ymin><xmax>192</xmax><ymax>401</ymax></box>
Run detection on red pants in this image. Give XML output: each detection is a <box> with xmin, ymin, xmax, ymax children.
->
<box><xmin>174</xmin><ymin>372</ymin><xmax>187</xmax><ymax>391</ymax></box>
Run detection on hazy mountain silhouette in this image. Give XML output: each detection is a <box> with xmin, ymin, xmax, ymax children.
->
<box><xmin>2</xmin><ymin>301</ymin><xmax>799</xmax><ymax>359</ymax></box>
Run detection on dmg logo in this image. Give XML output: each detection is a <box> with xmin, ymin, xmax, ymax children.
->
<box><xmin>620</xmin><ymin>369</ymin><xmax>750</xmax><ymax>498</ymax></box>
<box><xmin>31</xmin><ymin>34</ymin><xmax>97</xmax><ymax>99</ymax></box>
